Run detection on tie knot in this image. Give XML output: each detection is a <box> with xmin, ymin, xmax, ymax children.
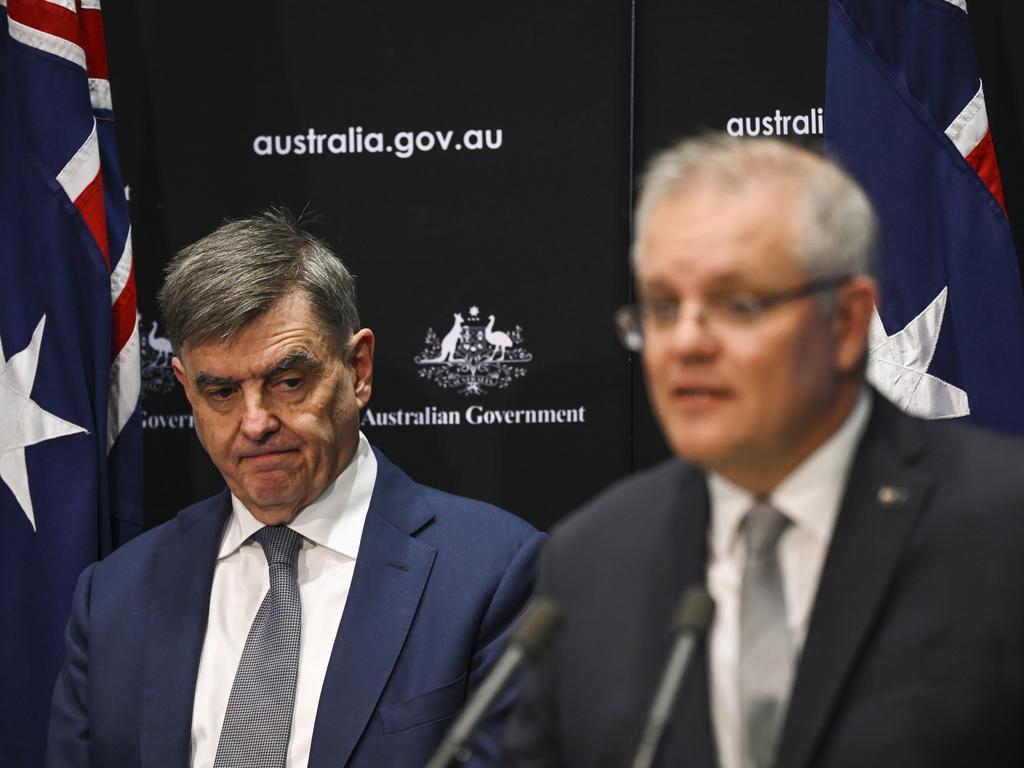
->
<box><xmin>744</xmin><ymin>502</ymin><xmax>790</xmax><ymax>559</ymax></box>
<box><xmin>254</xmin><ymin>525</ymin><xmax>302</xmax><ymax>569</ymax></box>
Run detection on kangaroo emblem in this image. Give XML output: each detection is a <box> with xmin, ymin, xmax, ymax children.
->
<box><xmin>434</xmin><ymin>313</ymin><xmax>464</xmax><ymax>362</ymax></box>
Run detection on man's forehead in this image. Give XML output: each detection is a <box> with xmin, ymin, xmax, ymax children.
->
<box><xmin>638</xmin><ymin>183</ymin><xmax>803</xmax><ymax>279</ymax></box>
<box><xmin>179</xmin><ymin>324</ymin><xmax>328</xmax><ymax>371</ymax></box>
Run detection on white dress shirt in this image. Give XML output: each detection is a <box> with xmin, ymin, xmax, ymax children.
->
<box><xmin>190</xmin><ymin>433</ymin><xmax>377</xmax><ymax>768</ymax></box>
<box><xmin>706</xmin><ymin>390</ymin><xmax>871</xmax><ymax>768</ymax></box>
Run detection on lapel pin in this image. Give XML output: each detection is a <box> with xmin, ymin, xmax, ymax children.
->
<box><xmin>877</xmin><ymin>485</ymin><xmax>909</xmax><ymax>507</ymax></box>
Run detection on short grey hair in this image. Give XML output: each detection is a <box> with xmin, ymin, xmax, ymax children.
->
<box><xmin>632</xmin><ymin>134</ymin><xmax>878</xmax><ymax>280</ymax></box>
<box><xmin>158</xmin><ymin>208</ymin><xmax>359</xmax><ymax>353</ymax></box>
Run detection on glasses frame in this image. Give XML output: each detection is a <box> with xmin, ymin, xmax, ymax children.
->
<box><xmin>613</xmin><ymin>275</ymin><xmax>852</xmax><ymax>352</ymax></box>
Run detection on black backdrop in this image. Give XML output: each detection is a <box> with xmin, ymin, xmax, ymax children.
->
<box><xmin>100</xmin><ymin>0</ymin><xmax>1021</xmax><ymax>532</ymax></box>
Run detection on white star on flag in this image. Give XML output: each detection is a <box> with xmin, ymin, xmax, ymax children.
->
<box><xmin>867</xmin><ymin>286</ymin><xmax>970</xmax><ymax>419</ymax></box>
<box><xmin>1</xmin><ymin>316</ymin><xmax>89</xmax><ymax>531</ymax></box>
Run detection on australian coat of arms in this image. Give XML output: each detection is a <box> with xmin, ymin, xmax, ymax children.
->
<box><xmin>414</xmin><ymin>306</ymin><xmax>532</xmax><ymax>395</ymax></box>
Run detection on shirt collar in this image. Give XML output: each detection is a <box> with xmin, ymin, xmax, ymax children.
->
<box><xmin>708</xmin><ymin>387</ymin><xmax>872</xmax><ymax>557</ymax></box>
<box><xmin>218</xmin><ymin>432</ymin><xmax>378</xmax><ymax>560</ymax></box>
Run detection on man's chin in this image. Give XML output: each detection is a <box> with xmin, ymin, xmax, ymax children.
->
<box><xmin>663</xmin><ymin>432</ymin><xmax>735</xmax><ymax>470</ymax></box>
<box><xmin>246</xmin><ymin>502</ymin><xmax>301</xmax><ymax>526</ymax></box>
<box><xmin>239</xmin><ymin>485</ymin><xmax>305</xmax><ymax>524</ymax></box>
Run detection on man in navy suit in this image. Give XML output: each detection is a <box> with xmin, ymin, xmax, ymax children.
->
<box><xmin>503</xmin><ymin>135</ymin><xmax>1024</xmax><ymax>767</ymax></box>
<box><xmin>47</xmin><ymin>209</ymin><xmax>543</xmax><ymax>767</ymax></box>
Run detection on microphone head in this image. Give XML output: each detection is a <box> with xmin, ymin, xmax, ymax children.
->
<box><xmin>672</xmin><ymin>587</ymin><xmax>715</xmax><ymax>635</ymax></box>
<box><xmin>510</xmin><ymin>597</ymin><xmax>562</xmax><ymax>659</ymax></box>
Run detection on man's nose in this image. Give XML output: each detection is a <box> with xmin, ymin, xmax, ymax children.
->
<box><xmin>239</xmin><ymin>389</ymin><xmax>280</xmax><ymax>441</ymax></box>
<box><xmin>667</xmin><ymin>303</ymin><xmax>718</xmax><ymax>360</ymax></box>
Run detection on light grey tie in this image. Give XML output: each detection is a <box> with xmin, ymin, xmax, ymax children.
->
<box><xmin>739</xmin><ymin>502</ymin><xmax>793</xmax><ymax>768</ymax></box>
<box><xmin>214</xmin><ymin>525</ymin><xmax>302</xmax><ymax>768</ymax></box>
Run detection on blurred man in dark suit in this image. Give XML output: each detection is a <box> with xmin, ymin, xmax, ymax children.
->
<box><xmin>504</xmin><ymin>135</ymin><xmax>1024</xmax><ymax>768</ymax></box>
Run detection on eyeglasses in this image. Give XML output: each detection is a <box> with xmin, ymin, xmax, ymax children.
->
<box><xmin>613</xmin><ymin>275</ymin><xmax>851</xmax><ymax>352</ymax></box>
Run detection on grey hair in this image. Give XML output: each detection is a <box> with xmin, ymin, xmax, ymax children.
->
<box><xmin>158</xmin><ymin>208</ymin><xmax>359</xmax><ymax>352</ymax></box>
<box><xmin>632</xmin><ymin>133</ymin><xmax>878</xmax><ymax>281</ymax></box>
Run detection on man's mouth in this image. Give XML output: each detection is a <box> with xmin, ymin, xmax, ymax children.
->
<box><xmin>671</xmin><ymin>386</ymin><xmax>731</xmax><ymax>402</ymax></box>
<box><xmin>240</xmin><ymin>448</ymin><xmax>299</xmax><ymax>464</ymax></box>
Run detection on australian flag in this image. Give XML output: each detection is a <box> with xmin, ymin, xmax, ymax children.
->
<box><xmin>0</xmin><ymin>0</ymin><xmax>142</xmax><ymax>764</ymax></box>
<box><xmin>825</xmin><ymin>0</ymin><xmax>1024</xmax><ymax>433</ymax></box>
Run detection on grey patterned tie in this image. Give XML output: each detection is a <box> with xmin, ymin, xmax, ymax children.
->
<box><xmin>739</xmin><ymin>502</ymin><xmax>793</xmax><ymax>768</ymax></box>
<box><xmin>214</xmin><ymin>525</ymin><xmax>302</xmax><ymax>768</ymax></box>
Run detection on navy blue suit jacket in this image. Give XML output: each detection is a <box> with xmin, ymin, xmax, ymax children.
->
<box><xmin>47</xmin><ymin>449</ymin><xmax>543</xmax><ymax>767</ymax></box>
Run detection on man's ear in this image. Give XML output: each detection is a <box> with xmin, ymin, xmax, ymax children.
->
<box><xmin>833</xmin><ymin>276</ymin><xmax>877</xmax><ymax>373</ymax></box>
<box><xmin>347</xmin><ymin>328</ymin><xmax>375</xmax><ymax>408</ymax></box>
<box><xmin>171</xmin><ymin>356</ymin><xmax>186</xmax><ymax>386</ymax></box>
<box><xmin>171</xmin><ymin>356</ymin><xmax>195</xmax><ymax>405</ymax></box>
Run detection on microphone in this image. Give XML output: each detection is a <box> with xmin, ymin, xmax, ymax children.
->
<box><xmin>425</xmin><ymin>597</ymin><xmax>562</xmax><ymax>768</ymax></box>
<box><xmin>629</xmin><ymin>586</ymin><xmax>715</xmax><ymax>768</ymax></box>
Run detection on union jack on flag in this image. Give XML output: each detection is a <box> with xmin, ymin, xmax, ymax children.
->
<box><xmin>0</xmin><ymin>0</ymin><xmax>142</xmax><ymax>763</ymax></box>
<box><xmin>826</xmin><ymin>0</ymin><xmax>1024</xmax><ymax>433</ymax></box>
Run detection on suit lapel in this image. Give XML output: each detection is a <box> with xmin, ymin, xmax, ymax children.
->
<box><xmin>139</xmin><ymin>492</ymin><xmax>228</xmax><ymax>768</ymax></box>
<box><xmin>776</xmin><ymin>396</ymin><xmax>932</xmax><ymax>768</ymax></box>
<box><xmin>653</xmin><ymin>463</ymin><xmax>717</xmax><ymax>768</ymax></box>
<box><xmin>308</xmin><ymin>451</ymin><xmax>436</xmax><ymax>768</ymax></box>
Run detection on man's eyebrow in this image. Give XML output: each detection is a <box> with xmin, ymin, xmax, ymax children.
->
<box><xmin>194</xmin><ymin>372</ymin><xmax>237</xmax><ymax>390</ymax></box>
<box><xmin>262</xmin><ymin>348</ymin><xmax>324</xmax><ymax>379</ymax></box>
<box><xmin>640</xmin><ymin>273</ymin><xmax>748</xmax><ymax>295</ymax></box>
<box><xmin>192</xmin><ymin>348</ymin><xmax>324</xmax><ymax>390</ymax></box>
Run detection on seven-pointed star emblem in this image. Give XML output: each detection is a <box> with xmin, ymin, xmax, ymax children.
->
<box><xmin>0</xmin><ymin>316</ymin><xmax>89</xmax><ymax>530</ymax></box>
<box><xmin>867</xmin><ymin>286</ymin><xmax>970</xmax><ymax>419</ymax></box>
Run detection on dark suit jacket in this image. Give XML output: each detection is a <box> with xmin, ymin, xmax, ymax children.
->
<box><xmin>47</xmin><ymin>449</ymin><xmax>544</xmax><ymax>768</ymax></box>
<box><xmin>504</xmin><ymin>394</ymin><xmax>1024</xmax><ymax>767</ymax></box>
